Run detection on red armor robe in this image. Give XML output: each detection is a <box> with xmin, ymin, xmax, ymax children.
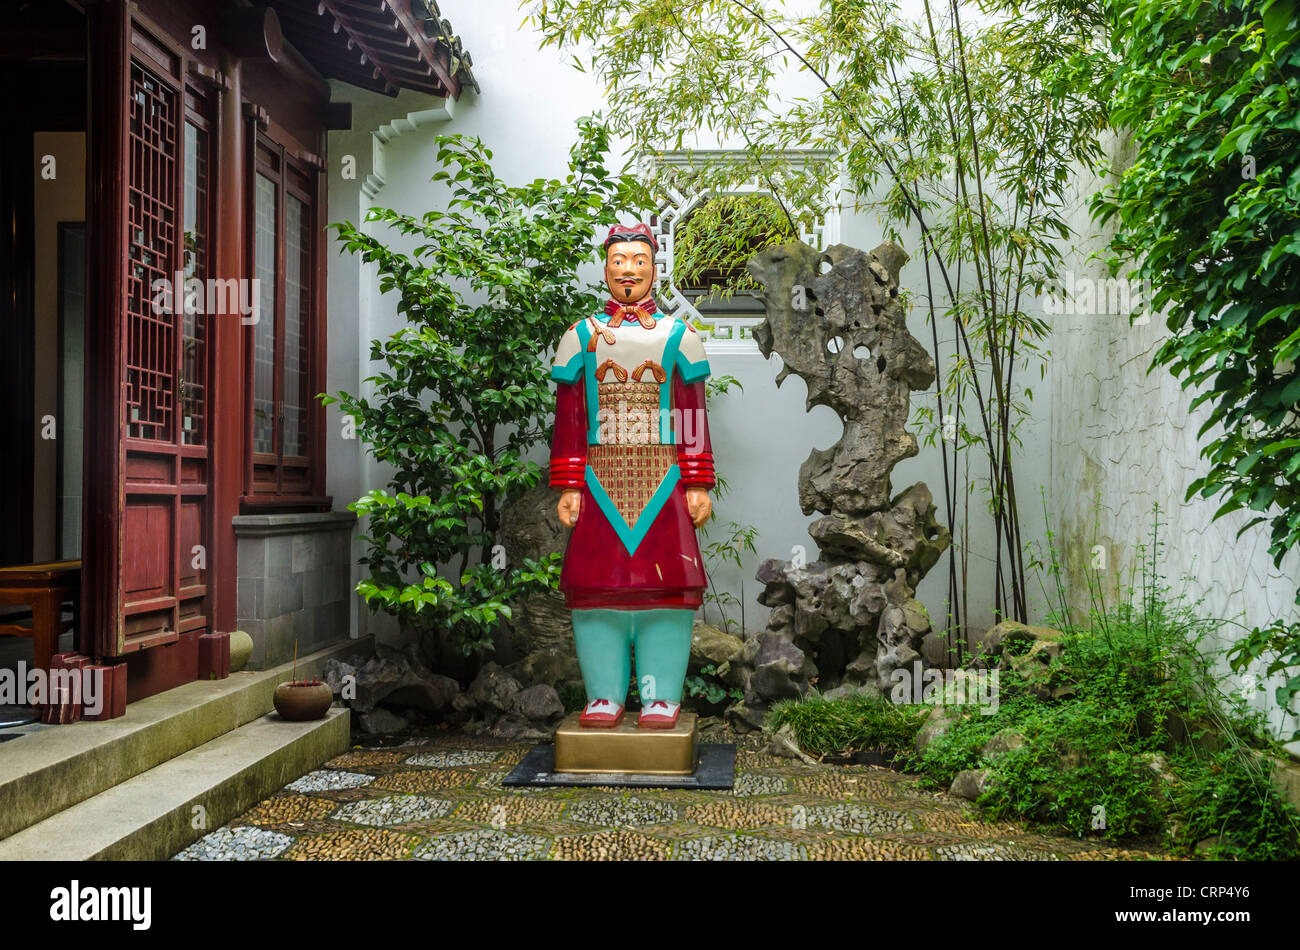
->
<box><xmin>549</xmin><ymin>296</ymin><xmax>715</xmax><ymax>609</ymax></box>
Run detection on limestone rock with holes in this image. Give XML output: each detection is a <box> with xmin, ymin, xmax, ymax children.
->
<box><xmin>980</xmin><ymin>621</ymin><xmax>1065</xmax><ymax>660</ymax></box>
<box><xmin>733</xmin><ymin>240</ymin><xmax>952</xmax><ymax>706</ymax></box>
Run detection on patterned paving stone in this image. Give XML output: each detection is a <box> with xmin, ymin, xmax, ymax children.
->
<box><xmin>914</xmin><ymin>809</ymin><xmax>1022</xmax><ymax>838</ymax></box>
<box><xmin>173</xmin><ymin>826</ymin><xmax>293</xmax><ymax>861</ymax></box>
<box><xmin>475</xmin><ymin>770</ymin><xmax>553</xmax><ymax>792</ymax></box>
<box><xmin>805</xmin><ymin>803</ymin><xmax>915</xmax><ymax>834</ymax></box>
<box><xmin>684</xmin><ymin>800</ymin><xmax>791</xmax><ymax>830</ymax></box>
<box><xmin>792</xmin><ymin>772</ymin><xmax>899</xmax><ymax>799</ymax></box>
<box><xmin>404</xmin><ymin>750</ymin><xmax>500</xmax><ymax>768</ymax></box>
<box><xmin>674</xmin><ymin>833</ymin><xmax>808</xmax><ymax>861</ymax></box>
<box><xmin>175</xmin><ymin>735</ymin><xmax>1183</xmax><ymax>861</ymax></box>
<box><xmin>374</xmin><ymin>769</ymin><xmax>475</xmax><ymax>793</ymax></box>
<box><xmin>326</xmin><ymin>748</ymin><xmax>410</xmax><ymax>769</ymax></box>
<box><xmin>413</xmin><ymin>828</ymin><xmax>551</xmax><ymax>861</ymax></box>
<box><xmin>565</xmin><ymin>796</ymin><xmax>679</xmax><ymax>827</ymax></box>
<box><xmin>235</xmin><ymin>794</ymin><xmax>339</xmax><ymax>827</ymax></box>
<box><xmin>455</xmin><ymin>797</ymin><xmax>568</xmax><ymax>825</ymax></box>
<box><xmin>285</xmin><ymin>828</ymin><xmax>417</xmax><ymax>860</ymax></box>
<box><xmin>934</xmin><ymin>841</ymin><xmax>1060</xmax><ymax>861</ymax></box>
<box><xmin>551</xmin><ymin>830</ymin><xmax>673</xmax><ymax>861</ymax></box>
<box><xmin>286</xmin><ymin>769</ymin><xmax>375</xmax><ymax>793</ymax></box>
<box><xmin>331</xmin><ymin>795</ymin><xmax>455</xmax><ymax>827</ymax></box>
<box><xmin>730</xmin><ymin>773</ymin><xmax>789</xmax><ymax>797</ymax></box>
<box><xmin>807</xmin><ymin>837</ymin><xmax>933</xmax><ymax>861</ymax></box>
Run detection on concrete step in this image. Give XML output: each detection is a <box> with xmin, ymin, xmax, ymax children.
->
<box><xmin>0</xmin><ymin>707</ymin><xmax>349</xmax><ymax>860</ymax></box>
<box><xmin>0</xmin><ymin>637</ymin><xmax>368</xmax><ymax>840</ymax></box>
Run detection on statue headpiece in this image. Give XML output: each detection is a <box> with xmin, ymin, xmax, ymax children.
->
<box><xmin>603</xmin><ymin>223</ymin><xmax>658</xmax><ymax>255</ymax></box>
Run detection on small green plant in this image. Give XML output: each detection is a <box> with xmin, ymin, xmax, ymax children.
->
<box><xmin>767</xmin><ymin>692</ymin><xmax>927</xmax><ymax>763</ymax></box>
<box><xmin>684</xmin><ymin>664</ymin><xmax>743</xmax><ymax>708</ymax></box>
<box><xmin>1168</xmin><ymin>747</ymin><xmax>1300</xmax><ymax>861</ymax></box>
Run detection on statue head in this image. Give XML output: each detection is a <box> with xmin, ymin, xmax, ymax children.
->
<box><xmin>603</xmin><ymin>223</ymin><xmax>657</xmax><ymax>304</ymax></box>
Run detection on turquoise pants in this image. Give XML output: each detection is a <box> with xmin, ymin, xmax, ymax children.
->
<box><xmin>571</xmin><ymin>608</ymin><xmax>694</xmax><ymax>705</ymax></box>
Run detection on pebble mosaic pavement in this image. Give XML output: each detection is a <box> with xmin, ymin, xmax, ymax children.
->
<box><xmin>172</xmin><ymin>734</ymin><xmax>1180</xmax><ymax>861</ymax></box>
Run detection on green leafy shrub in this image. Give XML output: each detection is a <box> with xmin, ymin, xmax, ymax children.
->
<box><xmin>1092</xmin><ymin>0</ymin><xmax>1300</xmax><ymax>729</ymax></box>
<box><xmin>323</xmin><ymin>117</ymin><xmax>644</xmax><ymax>661</ymax></box>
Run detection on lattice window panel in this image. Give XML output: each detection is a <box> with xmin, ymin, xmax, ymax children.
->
<box><xmin>126</xmin><ymin>63</ymin><xmax>178</xmax><ymax>440</ymax></box>
<box><xmin>640</xmin><ymin>151</ymin><xmax>842</xmax><ymax>354</ymax></box>
<box><xmin>284</xmin><ymin>193</ymin><xmax>310</xmax><ymax>458</ymax></box>
<box><xmin>253</xmin><ymin>173</ymin><xmax>277</xmax><ymax>455</ymax></box>
<box><xmin>181</xmin><ymin>113</ymin><xmax>209</xmax><ymax>446</ymax></box>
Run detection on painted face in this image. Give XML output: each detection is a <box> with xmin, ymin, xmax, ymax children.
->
<box><xmin>604</xmin><ymin>240</ymin><xmax>655</xmax><ymax>303</ymax></box>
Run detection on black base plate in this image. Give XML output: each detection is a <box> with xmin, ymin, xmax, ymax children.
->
<box><xmin>502</xmin><ymin>742</ymin><xmax>736</xmax><ymax>789</ymax></box>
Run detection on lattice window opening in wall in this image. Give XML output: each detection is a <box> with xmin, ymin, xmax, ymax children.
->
<box><xmin>639</xmin><ymin>151</ymin><xmax>842</xmax><ymax>354</ymax></box>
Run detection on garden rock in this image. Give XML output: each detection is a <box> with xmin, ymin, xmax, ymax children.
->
<box><xmin>358</xmin><ymin>707</ymin><xmax>408</xmax><ymax>736</ymax></box>
<box><xmin>915</xmin><ymin>704</ymin><xmax>961</xmax><ymax>753</ymax></box>
<box><xmin>981</xmin><ymin>621</ymin><xmax>1065</xmax><ymax>661</ymax></box>
<box><xmin>454</xmin><ymin>664</ymin><xmax>522</xmax><ymax>719</ymax></box>
<box><xmin>353</xmin><ymin>650</ymin><xmax>460</xmax><ymax>714</ymax></box>
<box><xmin>322</xmin><ymin>658</ymin><xmax>358</xmax><ymax>697</ymax></box>
<box><xmin>949</xmin><ymin>768</ymin><xmax>997</xmax><ymax>801</ymax></box>
<box><xmin>511</xmin><ymin>683</ymin><xmax>565</xmax><ymax>723</ymax></box>
<box><xmin>498</xmin><ymin>475</ymin><xmax>577</xmax><ymax>659</ymax></box>
<box><xmin>743</xmin><ymin>240</ymin><xmax>951</xmax><ymax>704</ymax></box>
<box><xmin>821</xmin><ymin>681</ymin><xmax>883</xmax><ymax>702</ymax></box>
<box><xmin>1139</xmin><ymin>752</ymin><xmax>1180</xmax><ymax>789</ymax></box>
<box><xmin>724</xmin><ymin>701</ymin><xmax>767</xmax><ymax>733</ymax></box>
<box><xmin>690</xmin><ymin>621</ymin><xmax>744</xmax><ymax>672</ymax></box>
<box><xmin>505</xmin><ymin>649</ymin><xmax>581</xmax><ymax>689</ymax></box>
<box><xmin>982</xmin><ymin>729</ymin><xmax>1027</xmax><ymax>761</ymax></box>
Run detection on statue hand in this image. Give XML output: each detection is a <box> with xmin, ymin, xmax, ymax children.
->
<box><xmin>556</xmin><ymin>489</ymin><xmax>582</xmax><ymax>528</ymax></box>
<box><xmin>686</xmin><ymin>489</ymin><xmax>712</xmax><ymax>528</ymax></box>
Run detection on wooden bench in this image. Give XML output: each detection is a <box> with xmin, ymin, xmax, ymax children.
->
<box><xmin>0</xmin><ymin>560</ymin><xmax>81</xmax><ymax>674</ymax></box>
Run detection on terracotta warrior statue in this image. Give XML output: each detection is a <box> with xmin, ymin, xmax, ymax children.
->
<box><xmin>548</xmin><ymin>223</ymin><xmax>715</xmax><ymax>729</ymax></box>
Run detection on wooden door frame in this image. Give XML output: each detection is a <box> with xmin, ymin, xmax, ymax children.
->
<box><xmin>83</xmin><ymin>0</ymin><xmax>225</xmax><ymax>678</ymax></box>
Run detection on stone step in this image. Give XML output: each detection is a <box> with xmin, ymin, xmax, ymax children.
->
<box><xmin>0</xmin><ymin>637</ymin><xmax>367</xmax><ymax>840</ymax></box>
<box><xmin>0</xmin><ymin>707</ymin><xmax>349</xmax><ymax>860</ymax></box>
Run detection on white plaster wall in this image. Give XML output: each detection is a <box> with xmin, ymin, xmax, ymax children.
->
<box><xmin>1038</xmin><ymin>130</ymin><xmax>1300</xmax><ymax>738</ymax></box>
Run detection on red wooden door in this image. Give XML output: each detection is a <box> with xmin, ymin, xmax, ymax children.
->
<box><xmin>86</xmin><ymin>6</ymin><xmax>211</xmax><ymax>666</ymax></box>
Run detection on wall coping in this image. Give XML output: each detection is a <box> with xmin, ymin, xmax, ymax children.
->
<box><xmin>233</xmin><ymin>511</ymin><xmax>358</xmax><ymax>536</ymax></box>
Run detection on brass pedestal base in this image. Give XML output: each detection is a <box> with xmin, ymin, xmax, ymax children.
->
<box><xmin>553</xmin><ymin>711</ymin><xmax>698</xmax><ymax>775</ymax></box>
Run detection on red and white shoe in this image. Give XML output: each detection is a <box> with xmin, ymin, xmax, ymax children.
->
<box><xmin>578</xmin><ymin>698</ymin><xmax>624</xmax><ymax>728</ymax></box>
<box><xmin>637</xmin><ymin>700</ymin><xmax>681</xmax><ymax>729</ymax></box>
